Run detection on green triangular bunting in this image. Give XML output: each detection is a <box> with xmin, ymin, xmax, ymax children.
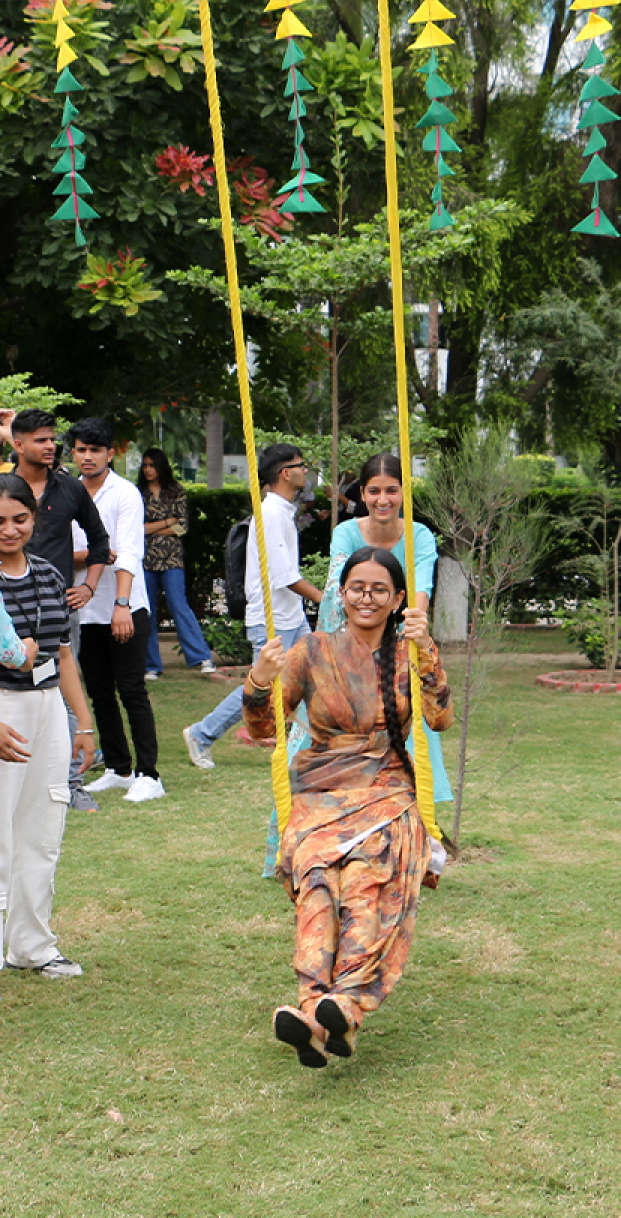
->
<box><xmin>416</xmin><ymin>49</ymin><xmax>439</xmax><ymax>76</ymax></box>
<box><xmin>284</xmin><ymin>69</ymin><xmax>313</xmax><ymax>97</ymax></box>
<box><xmin>51</xmin><ymin>125</ymin><xmax>86</xmax><ymax>149</ymax></box>
<box><xmin>282</xmin><ymin>39</ymin><xmax>306</xmax><ymax>69</ymax></box>
<box><xmin>437</xmin><ymin>152</ymin><xmax>455</xmax><ymax>177</ymax></box>
<box><xmin>422</xmin><ymin>127</ymin><xmax>462</xmax><ymax>154</ymax></box>
<box><xmin>572</xmin><ymin>209</ymin><xmax>619</xmax><ymax>238</ymax></box>
<box><xmin>50</xmin><ymin>196</ymin><xmax>100</xmax><ymax>222</ymax></box>
<box><xmin>52</xmin><ymin>172</ymin><xmax>94</xmax><ymax>196</ymax></box>
<box><xmin>583</xmin><ymin>127</ymin><xmax>607</xmax><ymax>156</ymax></box>
<box><xmin>582</xmin><ymin>44</ymin><xmax>606</xmax><ymax>72</ymax></box>
<box><xmin>52</xmin><ymin>148</ymin><xmax>86</xmax><ymax>172</ymax></box>
<box><xmin>579</xmin><ymin>155</ymin><xmax>617</xmax><ymax>185</ymax></box>
<box><xmin>278</xmin><ymin>170</ymin><xmax>325</xmax><ymax>194</ymax></box>
<box><xmin>280</xmin><ymin>189</ymin><xmax>325</xmax><ymax>214</ymax></box>
<box><xmin>291</xmin><ymin>146</ymin><xmax>309</xmax><ymax>171</ymax></box>
<box><xmin>429</xmin><ymin>203</ymin><xmax>454</xmax><ymax>230</ymax></box>
<box><xmin>61</xmin><ymin>98</ymin><xmax>80</xmax><ymax>126</ymax></box>
<box><xmin>416</xmin><ymin>99</ymin><xmax>458</xmax><ymax>128</ymax></box>
<box><xmin>426</xmin><ymin>72</ymin><xmax>453</xmax><ymax>99</ymax></box>
<box><xmin>288</xmin><ymin>97</ymin><xmax>307</xmax><ymax>120</ymax></box>
<box><xmin>54</xmin><ymin>68</ymin><xmax>84</xmax><ymax>93</ymax></box>
<box><xmin>580</xmin><ymin>75</ymin><xmax>620</xmax><ymax>104</ymax></box>
<box><xmin>578</xmin><ymin>99</ymin><xmax>620</xmax><ymax>130</ymax></box>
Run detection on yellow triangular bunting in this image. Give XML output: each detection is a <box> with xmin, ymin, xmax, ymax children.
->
<box><xmin>575</xmin><ymin>12</ymin><xmax>613</xmax><ymax>39</ymax></box>
<box><xmin>52</xmin><ymin>0</ymin><xmax>69</xmax><ymax>19</ymax></box>
<box><xmin>409</xmin><ymin>0</ymin><xmax>456</xmax><ymax>22</ymax></box>
<box><xmin>54</xmin><ymin>18</ymin><xmax>75</xmax><ymax>47</ymax></box>
<box><xmin>56</xmin><ymin>42</ymin><xmax>78</xmax><ymax>70</ymax></box>
<box><xmin>411</xmin><ymin>21</ymin><xmax>455</xmax><ymax>48</ymax></box>
<box><xmin>264</xmin><ymin>0</ymin><xmax>306</xmax><ymax>8</ymax></box>
<box><xmin>571</xmin><ymin>0</ymin><xmax>620</xmax><ymax>8</ymax></box>
<box><xmin>276</xmin><ymin>9</ymin><xmax>312</xmax><ymax>39</ymax></box>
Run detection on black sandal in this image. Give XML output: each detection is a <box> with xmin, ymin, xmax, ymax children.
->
<box><xmin>273</xmin><ymin>1006</ymin><xmax>329</xmax><ymax>1069</ymax></box>
<box><xmin>315</xmin><ymin>997</ymin><xmax>357</xmax><ymax>1058</ymax></box>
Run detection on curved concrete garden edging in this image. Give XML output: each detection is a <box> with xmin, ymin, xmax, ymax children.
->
<box><xmin>536</xmin><ymin>670</ymin><xmax>621</xmax><ymax>693</ymax></box>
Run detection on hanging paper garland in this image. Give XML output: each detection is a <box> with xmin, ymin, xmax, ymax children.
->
<box><xmin>571</xmin><ymin>0</ymin><xmax>621</xmax><ymax>238</ymax></box>
<box><xmin>263</xmin><ymin>0</ymin><xmax>325</xmax><ymax>213</ymax></box>
<box><xmin>49</xmin><ymin>0</ymin><xmax>99</xmax><ymax>248</ymax></box>
<box><xmin>409</xmin><ymin>1</ymin><xmax>460</xmax><ymax>230</ymax></box>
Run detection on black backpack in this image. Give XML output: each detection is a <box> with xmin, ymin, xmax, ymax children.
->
<box><xmin>224</xmin><ymin>516</ymin><xmax>251</xmax><ymax>620</ymax></box>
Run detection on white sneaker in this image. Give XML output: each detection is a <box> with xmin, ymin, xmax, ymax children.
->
<box><xmin>145</xmin><ymin>671</ymin><xmax>160</xmax><ymax>681</ymax></box>
<box><xmin>183</xmin><ymin>726</ymin><xmax>215</xmax><ymax>770</ymax></box>
<box><xmin>84</xmin><ymin>768</ymin><xmax>135</xmax><ymax>792</ymax></box>
<box><xmin>200</xmin><ymin>659</ymin><xmax>216</xmax><ymax>674</ymax></box>
<box><xmin>39</xmin><ymin>955</ymin><xmax>83</xmax><ymax>979</ymax></box>
<box><xmin>6</xmin><ymin>954</ymin><xmax>83</xmax><ymax>979</ymax></box>
<box><xmin>124</xmin><ymin>774</ymin><xmax>166</xmax><ymax>802</ymax></box>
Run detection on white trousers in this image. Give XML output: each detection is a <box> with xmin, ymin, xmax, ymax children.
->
<box><xmin>0</xmin><ymin>686</ymin><xmax>70</xmax><ymax>968</ymax></box>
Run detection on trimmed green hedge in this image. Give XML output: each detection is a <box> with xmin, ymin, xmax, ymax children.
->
<box><xmin>411</xmin><ymin>478</ymin><xmax>621</xmax><ymax>620</ymax></box>
<box><xmin>179</xmin><ymin>480</ymin><xmax>621</xmax><ymax>624</ymax></box>
<box><xmin>182</xmin><ymin>484</ymin><xmax>332</xmax><ymax>617</ymax></box>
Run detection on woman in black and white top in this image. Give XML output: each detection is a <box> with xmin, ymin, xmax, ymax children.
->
<box><xmin>0</xmin><ymin>473</ymin><xmax>94</xmax><ymax>979</ymax></box>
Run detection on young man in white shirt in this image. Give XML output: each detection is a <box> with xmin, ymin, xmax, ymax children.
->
<box><xmin>69</xmin><ymin>418</ymin><xmax>165</xmax><ymax>803</ymax></box>
<box><xmin>183</xmin><ymin>444</ymin><xmax>322</xmax><ymax>770</ymax></box>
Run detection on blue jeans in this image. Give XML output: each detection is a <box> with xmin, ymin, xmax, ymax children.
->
<box><xmin>190</xmin><ymin>619</ymin><xmax>311</xmax><ymax>748</ymax></box>
<box><xmin>145</xmin><ymin>567</ymin><xmax>211</xmax><ymax>674</ymax></box>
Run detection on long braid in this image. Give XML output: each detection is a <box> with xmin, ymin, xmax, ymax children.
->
<box><xmin>379</xmin><ymin>613</ymin><xmax>416</xmax><ymax>791</ymax></box>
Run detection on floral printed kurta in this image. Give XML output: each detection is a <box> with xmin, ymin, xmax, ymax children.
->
<box><xmin>243</xmin><ymin>629</ymin><xmax>453</xmax><ymax>1022</ymax></box>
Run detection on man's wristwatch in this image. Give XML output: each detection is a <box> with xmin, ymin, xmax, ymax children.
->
<box><xmin>114</xmin><ymin>597</ymin><xmax>130</xmax><ymax>607</ymax></box>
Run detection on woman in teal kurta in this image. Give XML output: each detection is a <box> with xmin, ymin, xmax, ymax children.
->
<box><xmin>263</xmin><ymin>453</ymin><xmax>453</xmax><ymax>876</ymax></box>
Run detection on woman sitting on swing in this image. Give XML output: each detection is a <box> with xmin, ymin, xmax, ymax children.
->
<box><xmin>243</xmin><ymin>546</ymin><xmax>453</xmax><ymax>1068</ymax></box>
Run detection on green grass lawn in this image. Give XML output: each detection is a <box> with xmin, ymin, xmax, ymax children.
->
<box><xmin>2</xmin><ymin>631</ymin><xmax>619</xmax><ymax>1218</ymax></box>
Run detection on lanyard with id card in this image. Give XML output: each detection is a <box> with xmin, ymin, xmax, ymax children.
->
<box><xmin>0</xmin><ymin>566</ymin><xmax>55</xmax><ymax>684</ymax></box>
<box><xmin>32</xmin><ymin>653</ymin><xmax>56</xmax><ymax>685</ymax></box>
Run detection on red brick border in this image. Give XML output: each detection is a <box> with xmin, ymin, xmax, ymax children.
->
<box><xmin>536</xmin><ymin>670</ymin><xmax>621</xmax><ymax>693</ymax></box>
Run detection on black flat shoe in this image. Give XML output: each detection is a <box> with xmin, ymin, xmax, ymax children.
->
<box><xmin>315</xmin><ymin>997</ymin><xmax>357</xmax><ymax>1057</ymax></box>
<box><xmin>273</xmin><ymin>1006</ymin><xmax>329</xmax><ymax>1069</ymax></box>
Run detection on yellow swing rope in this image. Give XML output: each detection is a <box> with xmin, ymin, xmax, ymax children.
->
<box><xmin>377</xmin><ymin>0</ymin><xmax>441</xmax><ymax>842</ymax></box>
<box><xmin>197</xmin><ymin>0</ymin><xmax>291</xmax><ymax>833</ymax></box>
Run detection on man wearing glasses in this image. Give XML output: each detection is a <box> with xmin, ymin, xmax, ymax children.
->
<box><xmin>183</xmin><ymin>444</ymin><xmax>322</xmax><ymax>771</ymax></box>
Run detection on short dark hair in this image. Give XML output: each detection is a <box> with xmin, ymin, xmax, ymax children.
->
<box><xmin>68</xmin><ymin>417</ymin><xmax>114</xmax><ymax>449</ymax></box>
<box><xmin>11</xmin><ymin>409</ymin><xmax>56</xmax><ymax>437</ymax></box>
<box><xmin>0</xmin><ymin>472</ymin><xmax>38</xmax><ymax>514</ymax></box>
<box><xmin>259</xmin><ymin>443</ymin><xmax>302</xmax><ymax>487</ymax></box>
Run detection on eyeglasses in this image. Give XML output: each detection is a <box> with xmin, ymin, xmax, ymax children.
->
<box><xmin>342</xmin><ymin>583</ymin><xmax>393</xmax><ymax>606</ymax></box>
<box><xmin>280</xmin><ymin>461</ymin><xmax>307</xmax><ymax>471</ymax></box>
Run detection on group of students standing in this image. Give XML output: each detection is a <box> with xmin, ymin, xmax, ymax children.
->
<box><xmin>0</xmin><ymin>411</ymin><xmax>206</xmax><ymax>981</ymax></box>
<box><xmin>1</xmin><ymin>422</ymin><xmax>456</xmax><ymax>1072</ymax></box>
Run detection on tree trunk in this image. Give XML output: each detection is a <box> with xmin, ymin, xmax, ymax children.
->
<box><xmin>433</xmin><ymin>556</ymin><xmax>468</xmax><ymax>643</ymax></box>
<box><xmin>330</xmin><ymin>305</ymin><xmax>340</xmax><ymax>533</ymax></box>
<box><xmin>428</xmin><ymin>293</ymin><xmax>439</xmax><ymax>395</ymax></box>
<box><xmin>609</xmin><ymin>522</ymin><xmax>621</xmax><ymax>677</ymax></box>
<box><xmin>205</xmin><ymin>410</ymin><xmax>223</xmax><ymax>490</ymax></box>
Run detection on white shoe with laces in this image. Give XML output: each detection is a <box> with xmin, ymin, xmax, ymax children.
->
<box><xmin>124</xmin><ymin>774</ymin><xmax>166</xmax><ymax>802</ymax></box>
<box><xmin>85</xmin><ymin>769</ymin><xmax>135</xmax><ymax>792</ymax></box>
<box><xmin>183</xmin><ymin>727</ymin><xmax>215</xmax><ymax>770</ymax></box>
<box><xmin>200</xmin><ymin>659</ymin><xmax>216</xmax><ymax>674</ymax></box>
<box><xmin>6</xmin><ymin>954</ymin><xmax>83</xmax><ymax>979</ymax></box>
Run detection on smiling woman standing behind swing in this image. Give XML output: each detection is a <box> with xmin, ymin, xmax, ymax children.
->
<box><xmin>243</xmin><ymin>546</ymin><xmax>453</xmax><ymax>1068</ymax></box>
